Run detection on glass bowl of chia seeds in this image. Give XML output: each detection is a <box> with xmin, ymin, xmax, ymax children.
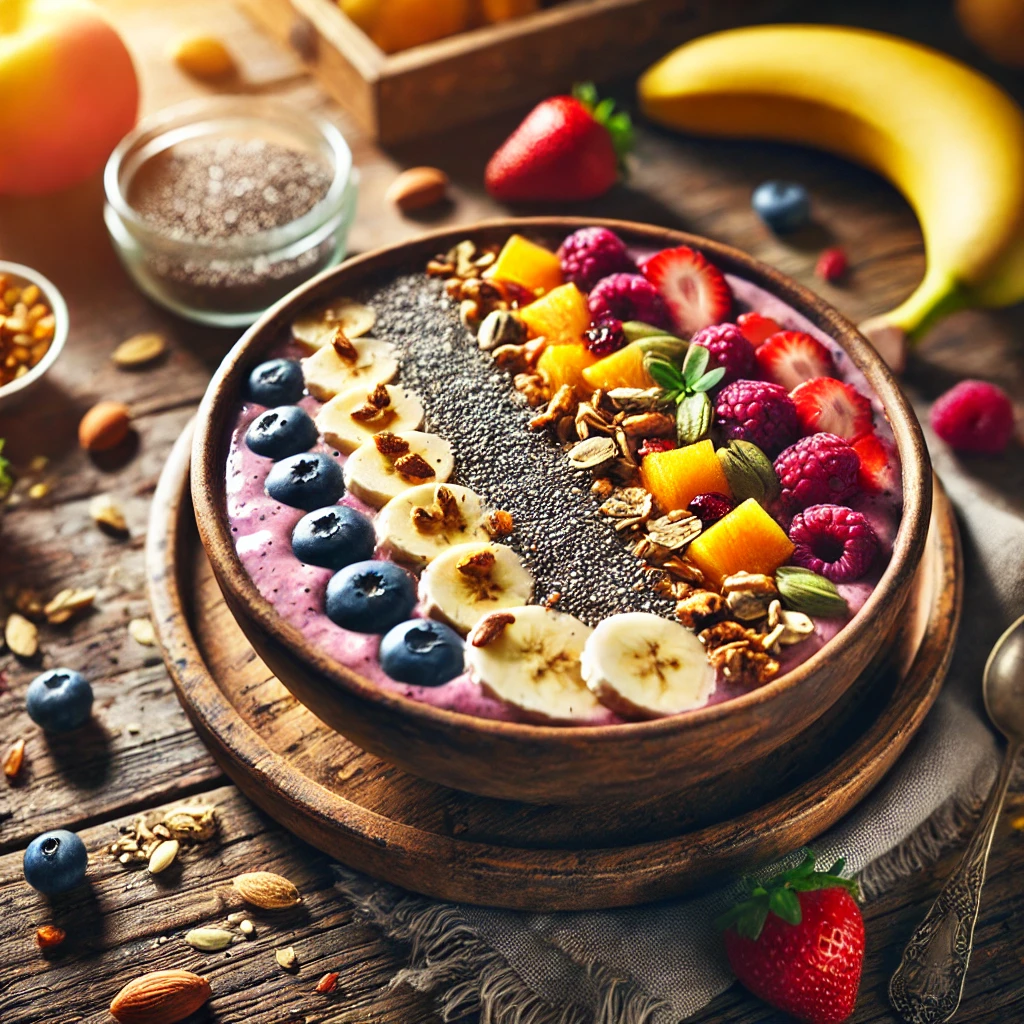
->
<box><xmin>104</xmin><ymin>97</ymin><xmax>357</xmax><ymax>328</ymax></box>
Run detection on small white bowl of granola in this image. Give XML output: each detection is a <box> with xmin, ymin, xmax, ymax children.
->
<box><xmin>0</xmin><ymin>261</ymin><xmax>69</xmax><ymax>413</ymax></box>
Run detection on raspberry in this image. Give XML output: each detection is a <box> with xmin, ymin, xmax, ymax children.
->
<box><xmin>583</xmin><ymin>317</ymin><xmax>626</xmax><ymax>357</ymax></box>
<box><xmin>688</xmin><ymin>492</ymin><xmax>733</xmax><ymax>526</ymax></box>
<box><xmin>638</xmin><ymin>437</ymin><xmax>676</xmax><ymax>458</ymax></box>
<box><xmin>789</xmin><ymin>504</ymin><xmax>879</xmax><ymax>583</ymax></box>
<box><xmin>930</xmin><ymin>380</ymin><xmax>1015</xmax><ymax>454</ymax></box>
<box><xmin>558</xmin><ymin>227</ymin><xmax>636</xmax><ymax>293</ymax></box>
<box><xmin>690</xmin><ymin>323</ymin><xmax>756</xmax><ymax>386</ymax></box>
<box><xmin>588</xmin><ymin>273</ymin><xmax>672</xmax><ymax>331</ymax></box>
<box><xmin>714</xmin><ymin>380</ymin><xmax>800</xmax><ymax>457</ymax></box>
<box><xmin>774</xmin><ymin>432</ymin><xmax>861</xmax><ymax>512</ymax></box>
<box><xmin>816</xmin><ymin>247</ymin><xmax>848</xmax><ymax>283</ymax></box>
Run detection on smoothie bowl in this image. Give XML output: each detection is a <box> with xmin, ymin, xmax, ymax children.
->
<box><xmin>192</xmin><ymin>218</ymin><xmax>930</xmax><ymax>804</ymax></box>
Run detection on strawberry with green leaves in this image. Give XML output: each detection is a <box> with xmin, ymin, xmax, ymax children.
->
<box><xmin>484</xmin><ymin>83</ymin><xmax>632</xmax><ymax>203</ymax></box>
<box><xmin>716</xmin><ymin>851</ymin><xmax>865</xmax><ymax>1024</ymax></box>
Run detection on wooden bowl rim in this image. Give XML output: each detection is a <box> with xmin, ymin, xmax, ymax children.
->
<box><xmin>192</xmin><ymin>216</ymin><xmax>932</xmax><ymax>744</ymax></box>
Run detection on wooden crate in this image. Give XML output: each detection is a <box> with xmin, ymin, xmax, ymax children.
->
<box><xmin>237</xmin><ymin>0</ymin><xmax>785</xmax><ymax>144</ymax></box>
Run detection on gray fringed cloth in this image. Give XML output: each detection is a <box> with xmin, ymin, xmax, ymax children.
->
<box><xmin>334</xmin><ymin>421</ymin><xmax>1023</xmax><ymax>1023</ymax></box>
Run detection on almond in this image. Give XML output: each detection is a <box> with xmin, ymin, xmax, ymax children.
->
<box><xmin>110</xmin><ymin>969</ymin><xmax>211</xmax><ymax>1024</ymax></box>
<box><xmin>112</xmin><ymin>332</ymin><xmax>166</xmax><ymax>368</ymax></box>
<box><xmin>385</xmin><ymin>166</ymin><xmax>449</xmax><ymax>212</ymax></box>
<box><xmin>232</xmin><ymin>870</ymin><xmax>301</xmax><ymax>909</ymax></box>
<box><xmin>79</xmin><ymin>401</ymin><xmax>130</xmax><ymax>452</ymax></box>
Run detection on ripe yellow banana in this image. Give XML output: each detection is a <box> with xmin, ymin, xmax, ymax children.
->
<box><xmin>639</xmin><ymin>25</ymin><xmax>1024</xmax><ymax>353</ymax></box>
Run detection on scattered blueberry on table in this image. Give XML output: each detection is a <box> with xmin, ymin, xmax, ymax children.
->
<box><xmin>265</xmin><ymin>451</ymin><xmax>345</xmax><ymax>510</ymax></box>
<box><xmin>751</xmin><ymin>181</ymin><xmax>811</xmax><ymax>233</ymax></box>
<box><xmin>379</xmin><ymin>619</ymin><xmax>465</xmax><ymax>686</ymax></box>
<box><xmin>246</xmin><ymin>358</ymin><xmax>305</xmax><ymax>406</ymax></box>
<box><xmin>245</xmin><ymin>405</ymin><xmax>318</xmax><ymax>459</ymax></box>
<box><xmin>325</xmin><ymin>560</ymin><xmax>416</xmax><ymax>633</ymax></box>
<box><xmin>291</xmin><ymin>505</ymin><xmax>376</xmax><ymax>570</ymax></box>
<box><xmin>25</xmin><ymin>668</ymin><xmax>94</xmax><ymax>732</ymax></box>
<box><xmin>23</xmin><ymin>829</ymin><xmax>89</xmax><ymax>895</ymax></box>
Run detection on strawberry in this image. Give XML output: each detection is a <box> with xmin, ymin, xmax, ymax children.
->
<box><xmin>790</xmin><ymin>377</ymin><xmax>873</xmax><ymax>441</ymax></box>
<box><xmin>756</xmin><ymin>331</ymin><xmax>837</xmax><ymax>391</ymax></box>
<box><xmin>852</xmin><ymin>432</ymin><xmax>899</xmax><ymax>493</ymax></box>
<box><xmin>484</xmin><ymin>83</ymin><xmax>632</xmax><ymax>203</ymax></box>
<box><xmin>736</xmin><ymin>311</ymin><xmax>782</xmax><ymax>347</ymax></box>
<box><xmin>641</xmin><ymin>246</ymin><xmax>732</xmax><ymax>336</ymax></box>
<box><xmin>717</xmin><ymin>851</ymin><xmax>864</xmax><ymax>1024</ymax></box>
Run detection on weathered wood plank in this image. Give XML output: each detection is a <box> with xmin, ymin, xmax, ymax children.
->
<box><xmin>0</xmin><ymin>786</ymin><xmax>440</xmax><ymax>1024</ymax></box>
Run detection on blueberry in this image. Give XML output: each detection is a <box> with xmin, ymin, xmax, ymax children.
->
<box><xmin>292</xmin><ymin>505</ymin><xmax>376</xmax><ymax>570</ymax></box>
<box><xmin>325</xmin><ymin>559</ymin><xmax>416</xmax><ymax>633</ymax></box>
<box><xmin>265</xmin><ymin>452</ymin><xmax>344</xmax><ymax>511</ymax></box>
<box><xmin>247</xmin><ymin>358</ymin><xmax>304</xmax><ymax>406</ymax></box>
<box><xmin>752</xmin><ymin>180</ymin><xmax>811</xmax><ymax>233</ymax></box>
<box><xmin>24</xmin><ymin>829</ymin><xmax>89</xmax><ymax>895</ymax></box>
<box><xmin>379</xmin><ymin>619</ymin><xmax>465</xmax><ymax>687</ymax></box>
<box><xmin>245</xmin><ymin>405</ymin><xmax>318</xmax><ymax>459</ymax></box>
<box><xmin>26</xmin><ymin>668</ymin><xmax>93</xmax><ymax>732</ymax></box>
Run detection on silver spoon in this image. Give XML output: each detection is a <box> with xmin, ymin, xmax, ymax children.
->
<box><xmin>890</xmin><ymin>610</ymin><xmax>1024</xmax><ymax>1023</ymax></box>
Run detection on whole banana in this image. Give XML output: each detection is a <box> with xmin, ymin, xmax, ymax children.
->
<box><xmin>639</xmin><ymin>25</ymin><xmax>1024</xmax><ymax>356</ymax></box>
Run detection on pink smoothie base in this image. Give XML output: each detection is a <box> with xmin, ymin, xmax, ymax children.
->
<box><xmin>224</xmin><ymin>273</ymin><xmax>902</xmax><ymax>727</ymax></box>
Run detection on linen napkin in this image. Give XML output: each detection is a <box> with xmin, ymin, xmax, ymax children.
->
<box><xmin>334</xmin><ymin>388</ymin><xmax>1021</xmax><ymax>1023</ymax></box>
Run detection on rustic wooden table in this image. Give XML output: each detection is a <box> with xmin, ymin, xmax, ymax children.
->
<box><xmin>2</xmin><ymin>1</ymin><xmax>1023</xmax><ymax>1022</ymax></box>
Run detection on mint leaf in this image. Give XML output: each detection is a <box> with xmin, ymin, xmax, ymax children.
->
<box><xmin>682</xmin><ymin>344</ymin><xmax>710</xmax><ymax>387</ymax></box>
<box><xmin>692</xmin><ymin>366</ymin><xmax>726</xmax><ymax>393</ymax></box>
<box><xmin>645</xmin><ymin>357</ymin><xmax>684</xmax><ymax>391</ymax></box>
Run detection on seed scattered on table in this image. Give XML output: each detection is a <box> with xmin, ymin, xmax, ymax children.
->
<box><xmin>148</xmin><ymin>839</ymin><xmax>179</xmax><ymax>874</ymax></box>
<box><xmin>276</xmin><ymin>946</ymin><xmax>298</xmax><ymax>971</ymax></box>
<box><xmin>90</xmin><ymin>493</ymin><xmax>129</xmax><ymax>535</ymax></box>
<box><xmin>112</xmin><ymin>332</ymin><xmax>166</xmax><ymax>368</ymax></box>
<box><xmin>44</xmin><ymin>587</ymin><xmax>97</xmax><ymax>625</ymax></box>
<box><xmin>128</xmin><ymin>617</ymin><xmax>156</xmax><ymax>647</ymax></box>
<box><xmin>315</xmin><ymin>972</ymin><xmax>339</xmax><ymax>994</ymax></box>
<box><xmin>3</xmin><ymin>738</ymin><xmax>25</xmax><ymax>779</ymax></box>
<box><xmin>5</xmin><ymin>613</ymin><xmax>38</xmax><ymax>658</ymax></box>
<box><xmin>35</xmin><ymin>925</ymin><xmax>66</xmax><ymax>949</ymax></box>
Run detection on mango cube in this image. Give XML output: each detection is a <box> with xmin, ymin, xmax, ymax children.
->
<box><xmin>687</xmin><ymin>498</ymin><xmax>795</xmax><ymax>587</ymax></box>
<box><xmin>486</xmin><ymin>234</ymin><xmax>563</xmax><ymax>295</ymax></box>
<box><xmin>640</xmin><ymin>440</ymin><xmax>731</xmax><ymax>514</ymax></box>
<box><xmin>537</xmin><ymin>342</ymin><xmax>598</xmax><ymax>393</ymax></box>
<box><xmin>581</xmin><ymin>341</ymin><xmax>653</xmax><ymax>390</ymax></box>
<box><xmin>519</xmin><ymin>283</ymin><xmax>590</xmax><ymax>345</ymax></box>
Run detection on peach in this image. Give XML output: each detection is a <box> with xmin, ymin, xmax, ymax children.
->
<box><xmin>486</xmin><ymin>234</ymin><xmax>564</xmax><ymax>295</ymax></box>
<box><xmin>0</xmin><ymin>0</ymin><xmax>138</xmax><ymax>196</ymax></box>
<box><xmin>582</xmin><ymin>342</ymin><xmax>653</xmax><ymax>390</ymax></box>
<box><xmin>518</xmin><ymin>283</ymin><xmax>589</xmax><ymax>345</ymax></box>
<box><xmin>537</xmin><ymin>342</ymin><xmax>597</xmax><ymax>393</ymax></box>
<box><xmin>640</xmin><ymin>440</ymin><xmax>731</xmax><ymax>514</ymax></box>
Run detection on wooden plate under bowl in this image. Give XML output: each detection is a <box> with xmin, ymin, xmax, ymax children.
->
<box><xmin>151</xmin><ymin>424</ymin><xmax>960</xmax><ymax>910</ymax></box>
<box><xmin>190</xmin><ymin>218</ymin><xmax>933</xmax><ymax>805</ymax></box>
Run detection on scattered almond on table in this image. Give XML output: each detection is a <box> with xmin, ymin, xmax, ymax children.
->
<box><xmin>79</xmin><ymin>400</ymin><xmax>131</xmax><ymax>452</ymax></box>
<box><xmin>43</xmin><ymin>587</ymin><xmax>97</xmax><ymax>625</ymax></box>
<box><xmin>385</xmin><ymin>166</ymin><xmax>450</xmax><ymax>213</ymax></box>
<box><xmin>128</xmin><ymin>617</ymin><xmax>156</xmax><ymax>647</ymax></box>
<box><xmin>276</xmin><ymin>946</ymin><xmax>298</xmax><ymax>971</ymax></box>
<box><xmin>109</xmin><ymin>968</ymin><xmax>211</xmax><ymax>1024</ymax></box>
<box><xmin>112</xmin><ymin>332</ymin><xmax>166</xmax><ymax>368</ymax></box>
<box><xmin>170</xmin><ymin>35</ymin><xmax>236</xmax><ymax>81</ymax></box>
<box><xmin>90</xmin><ymin>493</ymin><xmax>129</xmax><ymax>535</ymax></box>
<box><xmin>232</xmin><ymin>870</ymin><xmax>301</xmax><ymax>909</ymax></box>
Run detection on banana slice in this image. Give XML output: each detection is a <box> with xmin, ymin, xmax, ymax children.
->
<box><xmin>419</xmin><ymin>542</ymin><xmax>534</xmax><ymax>635</ymax></box>
<box><xmin>581</xmin><ymin>612</ymin><xmax>715</xmax><ymax>719</ymax></box>
<box><xmin>316</xmin><ymin>383</ymin><xmax>425</xmax><ymax>454</ymax></box>
<box><xmin>292</xmin><ymin>298</ymin><xmax>376</xmax><ymax>350</ymax></box>
<box><xmin>465</xmin><ymin>605</ymin><xmax>602</xmax><ymax>724</ymax></box>
<box><xmin>376</xmin><ymin>482</ymin><xmax>490</xmax><ymax>568</ymax></box>
<box><xmin>302</xmin><ymin>338</ymin><xmax>398</xmax><ymax>401</ymax></box>
<box><xmin>344</xmin><ymin>431</ymin><xmax>455</xmax><ymax>508</ymax></box>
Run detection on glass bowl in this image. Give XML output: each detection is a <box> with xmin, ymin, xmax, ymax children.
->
<box><xmin>0</xmin><ymin>261</ymin><xmax>69</xmax><ymax>414</ymax></box>
<box><xmin>104</xmin><ymin>97</ymin><xmax>358</xmax><ymax>328</ymax></box>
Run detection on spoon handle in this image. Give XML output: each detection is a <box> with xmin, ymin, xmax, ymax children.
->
<box><xmin>889</xmin><ymin>741</ymin><xmax>1020</xmax><ymax>1024</ymax></box>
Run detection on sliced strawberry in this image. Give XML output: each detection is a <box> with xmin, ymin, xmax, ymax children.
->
<box><xmin>852</xmin><ymin>433</ymin><xmax>899</xmax><ymax>494</ymax></box>
<box><xmin>736</xmin><ymin>312</ymin><xmax>782</xmax><ymax>347</ymax></box>
<box><xmin>790</xmin><ymin>377</ymin><xmax>874</xmax><ymax>441</ymax></box>
<box><xmin>641</xmin><ymin>246</ymin><xmax>732</xmax><ymax>336</ymax></box>
<box><xmin>756</xmin><ymin>331</ymin><xmax>837</xmax><ymax>391</ymax></box>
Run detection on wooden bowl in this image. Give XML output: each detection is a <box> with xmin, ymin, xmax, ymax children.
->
<box><xmin>191</xmin><ymin>217</ymin><xmax>931</xmax><ymax>805</ymax></box>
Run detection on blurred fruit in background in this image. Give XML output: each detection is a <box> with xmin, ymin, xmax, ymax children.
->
<box><xmin>0</xmin><ymin>0</ymin><xmax>138</xmax><ymax>196</ymax></box>
<box><xmin>956</xmin><ymin>0</ymin><xmax>1024</xmax><ymax>67</ymax></box>
<box><xmin>478</xmin><ymin>0</ymin><xmax>540</xmax><ymax>24</ymax></box>
<box><xmin>340</xmin><ymin>0</ymin><xmax>469</xmax><ymax>53</ymax></box>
